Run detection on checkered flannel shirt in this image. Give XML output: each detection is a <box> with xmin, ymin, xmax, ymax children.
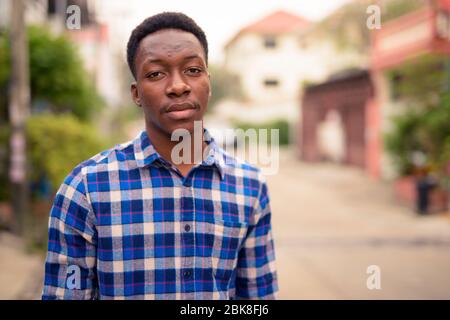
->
<box><xmin>42</xmin><ymin>129</ymin><xmax>278</xmax><ymax>299</ymax></box>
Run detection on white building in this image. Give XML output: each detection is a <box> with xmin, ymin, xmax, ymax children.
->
<box><xmin>219</xmin><ymin>10</ymin><xmax>314</xmax><ymax>124</ymax></box>
<box><xmin>218</xmin><ymin>9</ymin><xmax>368</xmax><ymax>146</ymax></box>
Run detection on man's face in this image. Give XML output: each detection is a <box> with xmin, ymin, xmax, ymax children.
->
<box><xmin>131</xmin><ymin>29</ymin><xmax>210</xmax><ymax>136</ymax></box>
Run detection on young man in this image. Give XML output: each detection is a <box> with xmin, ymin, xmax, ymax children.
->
<box><xmin>42</xmin><ymin>12</ymin><xmax>278</xmax><ymax>300</ymax></box>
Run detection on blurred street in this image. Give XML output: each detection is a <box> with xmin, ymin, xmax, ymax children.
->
<box><xmin>270</xmin><ymin>147</ymin><xmax>450</xmax><ymax>299</ymax></box>
<box><xmin>0</xmin><ymin>232</ymin><xmax>44</xmax><ymax>300</ymax></box>
<box><xmin>1</xmin><ymin>146</ymin><xmax>450</xmax><ymax>299</ymax></box>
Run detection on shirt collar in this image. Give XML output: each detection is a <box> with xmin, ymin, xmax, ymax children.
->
<box><xmin>203</xmin><ymin>129</ymin><xmax>226</xmax><ymax>180</ymax></box>
<box><xmin>133</xmin><ymin>129</ymin><xmax>225</xmax><ymax>180</ymax></box>
<box><xmin>133</xmin><ymin>130</ymin><xmax>161</xmax><ymax>168</ymax></box>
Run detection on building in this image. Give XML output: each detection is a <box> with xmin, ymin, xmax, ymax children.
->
<box><xmin>300</xmin><ymin>0</ymin><xmax>450</xmax><ymax>185</ymax></box>
<box><xmin>218</xmin><ymin>8</ymin><xmax>369</xmax><ymax>149</ymax></box>
<box><xmin>217</xmin><ymin>10</ymin><xmax>314</xmax><ymax>127</ymax></box>
<box><xmin>301</xmin><ymin>69</ymin><xmax>373</xmax><ymax>170</ymax></box>
<box><xmin>224</xmin><ymin>10</ymin><xmax>310</xmax><ymax>105</ymax></box>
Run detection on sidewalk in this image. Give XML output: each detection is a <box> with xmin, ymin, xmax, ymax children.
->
<box><xmin>0</xmin><ymin>232</ymin><xmax>44</xmax><ymax>300</ymax></box>
<box><xmin>269</xmin><ymin>147</ymin><xmax>450</xmax><ymax>299</ymax></box>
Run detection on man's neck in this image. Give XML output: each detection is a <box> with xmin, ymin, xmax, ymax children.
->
<box><xmin>145</xmin><ymin>124</ymin><xmax>207</xmax><ymax>176</ymax></box>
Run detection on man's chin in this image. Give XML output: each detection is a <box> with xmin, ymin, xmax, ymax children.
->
<box><xmin>167</xmin><ymin>120</ymin><xmax>203</xmax><ymax>135</ymax></box>
<box><xmin>146</xmin><ymin>117</ymin><xmax>204</xmax><ymax>140</ymax></box>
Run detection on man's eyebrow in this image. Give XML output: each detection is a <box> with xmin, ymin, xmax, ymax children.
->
<box><xmin>142</xmin><ymin>58</ymin><xmax>164</xmax><ymax>65</ymax></box>
<box><xmin>143</xmin><ymin>54</ymin><xmax>203</xmax><ymax>66</ymax></box>
<box><xmin>183</xmin><ymin>54</ymin><xmax>202</xmax><ymax>61</ymax></box>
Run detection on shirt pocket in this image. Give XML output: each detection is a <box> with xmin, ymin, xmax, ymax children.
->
<box><xmin>209</xmin><ymin>219</ymin><xmax>248</xmax><ymax>285</ymax></box>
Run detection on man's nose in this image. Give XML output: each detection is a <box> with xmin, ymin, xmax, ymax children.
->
<box><xmin>166</xmin><ymin>72</ymin><xmax>191</xmax><ymax>97</ymax></box>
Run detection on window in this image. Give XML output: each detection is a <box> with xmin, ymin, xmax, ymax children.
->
<box><xmin>264</xmin><ymin>79</ymin><xmax>279</xmax><ymax>87</ymax></box>
<box><xmin>47</xmin><ymin>0</ymin><xmax>57</xmax><ymax>15</ymax></box>
<box><xmin>264</xmin><ymin>35</ymin><xmax>277</xmax><ymax>48</ymax></box>
<box><xmin>390</xmin><ymin>72</ymin><xmax>404</xmax><ymax>101</ymax></box>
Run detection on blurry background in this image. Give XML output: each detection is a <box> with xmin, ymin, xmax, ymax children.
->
<box><xmin>0</xmin><ymin>0</ymin><xmax>450</xmax><ymax>299</ymax></box>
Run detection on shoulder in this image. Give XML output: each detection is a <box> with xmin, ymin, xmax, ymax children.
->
<box><xmin>62</xmin><ymin>138</ymin><xmax>136</xmax><ymax>190</ymax></box>
<box><xmin>51</xmin><ymin>139</ymin><xmax>137</xmax><ymax>226</ymax></box>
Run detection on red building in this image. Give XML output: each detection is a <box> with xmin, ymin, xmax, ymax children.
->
<box><xmin>299</xmin><ymin>0</ymin><xmax>450</xmax><ymax>211</ymax></box>
<box><xmin>301</xmin><ymin>0</ymin><xmax>450</xmax><ymax>179</ymax></box>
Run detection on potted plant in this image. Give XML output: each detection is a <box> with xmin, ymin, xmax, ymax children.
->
<box><xmin>385</xmin><ymin>55</ymin><xmax>450</xmax><ymax>214</ymax></box>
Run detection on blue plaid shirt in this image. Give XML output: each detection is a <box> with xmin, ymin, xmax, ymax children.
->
<box><xmin>42</xmin><ymin>130</ymin><xmax>278</xmax><ymax>299</ymax></box>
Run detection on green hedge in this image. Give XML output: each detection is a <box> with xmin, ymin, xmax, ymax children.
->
<box><xmin>232</xmin><ymin>119</ymin><xmax>290</xmax><ymax>146</ymax></box>
<box><xmin>26</xmin><ymin>114</ymin><xmax>107</xmax><ymax>192</ymax></box>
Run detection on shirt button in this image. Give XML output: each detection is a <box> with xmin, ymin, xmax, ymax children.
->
<box><xmin>184</xmin><ymin>224</ymin><xmax>191</xmax><ymax>232</ymax></box>
<box><xmin>182</xmin><ymin>176</ymin><xmax>192</xmax><ymax>187</ymax></box>
<box><xmin>183</xmin><ymin>270</ymin><xmax>192</xmax><ymax>279</ymax></box>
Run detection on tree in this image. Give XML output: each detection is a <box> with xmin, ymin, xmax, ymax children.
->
<box><xmin>0</xmin><ymin>25</ymin><xmax>103</xmax><ymax>122</ymax></box>
<box><xmin>0</xmin><ymin>31</ymin><xmax>10</xmax><ymax>125</ymax></box>
<box><xmin>0</xmin><ymin>25</ymin><xmax>106</xmax><ymax>200</ymax></box>
<box><xmin>28</xmin><ymin>26</ymin><xmax>103</xmax><ymax>120</ymax></box>
<box><xmin>385</xmin><ymin>54</ymin><xmax>450</xmax><ymax>182</ymax></box>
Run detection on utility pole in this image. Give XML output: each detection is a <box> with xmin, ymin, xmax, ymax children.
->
<box><xmin>8</xmin><ymin>0</ymin><xmax>30</xmax><ymax>235</ymax></box>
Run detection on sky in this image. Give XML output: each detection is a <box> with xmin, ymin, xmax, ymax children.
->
<box><xmin>95</xmin><ymin>0</ymin><xmax>352</xmax><ymax>63</ymax></box>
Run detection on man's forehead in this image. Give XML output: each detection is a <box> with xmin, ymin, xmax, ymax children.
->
<box><xmin>138</xmin><ymin>29</ymin><xmax>203</xmax><ymax>56</ymax></box>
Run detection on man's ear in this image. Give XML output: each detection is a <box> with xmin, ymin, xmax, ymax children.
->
<box><xmin>130</xmin><ymin>82</ymin><xmax>141</xmax><ymax>107</ymax></box>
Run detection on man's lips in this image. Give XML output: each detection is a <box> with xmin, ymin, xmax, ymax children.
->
<box><xmin>165</xmin><ymin>102</ymin><xmax>197</xmax><ymax>113</ymax></box>
<box><xmin>164</xmin><ymin>102</ymin><xmax>198</xmax><ymax>120</ymax></box>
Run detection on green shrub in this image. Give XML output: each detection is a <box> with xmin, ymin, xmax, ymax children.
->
<box><xmin>385</xmin><ymin>93</ymin><xmax>450</xmax><ymax>179</ymax></box>
<box><xmin>384</xmin><ymin>54</ymin><xmax>450</xmax><ymax>182</ymax></box>
<box><xmin>232</xmin><ymin>119</ymin><xmax>290</xmax><ymax>146</ymax></box>
<box><xmin>26</xmin><ymin>114</ymin><xmax>107</xmax><ymax>192</ymax></box>
<box><xmin>384</xmin><ymin>111</ymin><xmax>422</xmax><ymax>176</ymax></box>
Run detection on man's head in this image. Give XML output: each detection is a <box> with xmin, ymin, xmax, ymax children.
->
<box><xmin>127</xmin><ymin>12</ymin><xmax>211</xmax><ymax>136</ymax></box>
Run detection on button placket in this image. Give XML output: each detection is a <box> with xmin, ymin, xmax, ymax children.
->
<box><xmin>180</xmin><ymin>182</ymin><xmax>195</xmax><ymax>292</ymax></box>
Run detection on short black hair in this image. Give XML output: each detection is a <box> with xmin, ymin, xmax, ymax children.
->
<box><xmin>126</xmin><ymin>12</ymin><xmax>208</xmax><ymax>79</ymax></box>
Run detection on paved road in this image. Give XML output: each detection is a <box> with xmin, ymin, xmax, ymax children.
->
<box><xmin>268</xmin><ymin>147</ymin><xmax>450</xmax><ymax>299</ymax></box>
<box><xmin>0</xmin><ymin>232</ymin><xmax>44</xmax><ymax>300</ymax></box>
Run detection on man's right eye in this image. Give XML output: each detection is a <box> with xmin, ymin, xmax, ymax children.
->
<box><xmin>147</xmin><ymin>71</ymin><xmax>163</xmax><ymax>79</ymax></box>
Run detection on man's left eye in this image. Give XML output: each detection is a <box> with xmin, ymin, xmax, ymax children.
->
<box><xmin>186</xmin><ymin>68</ymin><xmax>202</xmax><ymax>75</ymax></box>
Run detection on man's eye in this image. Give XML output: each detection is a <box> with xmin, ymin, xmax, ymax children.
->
<box><xmin>147</xmin><ymin>71</ymin><xmax>163</xmax><ymax>79</ymax></box>
<box><xmin>186</xmin><ymin>68</ymin><xmax>202</xmax><ymax>75</ymax></box>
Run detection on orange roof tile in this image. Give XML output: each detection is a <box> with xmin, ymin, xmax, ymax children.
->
<box><xmin>242</xmin><ymin>10</ymin><xmax>309</xmax><ymax>34</ymax></box>
<box><xmin>225</xmin><ymin>10</ymin><xmax>310</xmax><ymax>49</ymax></box>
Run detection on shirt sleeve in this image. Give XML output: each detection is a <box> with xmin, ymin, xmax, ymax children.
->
<box><xmin>235</xmin><ymin>177</ymin><xmax>279</xmax><ymax>299</ymax></box>
<box><xmin>42</xmin><ymin>167</ymin><xmax>98</xmax><ymax>300</ymax></box>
